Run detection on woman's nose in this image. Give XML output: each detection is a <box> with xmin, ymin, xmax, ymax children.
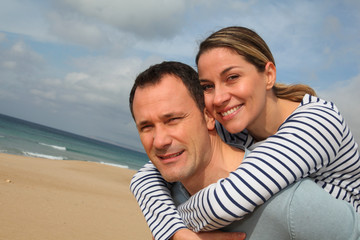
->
<box><xmin>213</xmin><ymin>86</ymin><xmax>230</xmax><ymax>106</ymax></box>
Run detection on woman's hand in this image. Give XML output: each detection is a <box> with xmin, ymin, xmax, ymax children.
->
<box><xmin>170</xmin><ymin>228</ymin><xmax>246</xmax><ymax>240</ymax></box>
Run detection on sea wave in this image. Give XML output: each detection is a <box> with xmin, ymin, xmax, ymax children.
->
<box><xmin>23</xmin><ymin>151</ymin><xmax>66</xmax><ymax>160</ymax></box>
<box><xmin>39</xmin><ymin>142</ymin><xmax>67</xmax><ymax>151</ymax></box>
<box><xmin>100</xmin><ymin>161</ymin><xmax>129</xmax><ymax>169</ymax></box>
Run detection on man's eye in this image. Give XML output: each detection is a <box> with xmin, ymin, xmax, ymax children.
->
<box><xmin>140</xmin><ymin>125</ymin><xmax>152</xmax><ymax>132</ymax></box>
<box><xmin>168</xmin><ymin>117</ymin><xmax>181</xmax><ymax>123</ymax></box>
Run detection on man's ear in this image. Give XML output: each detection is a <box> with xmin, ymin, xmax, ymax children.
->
<box><xmin>265</xmin><ymin>62</ymin><xmax>276</xmax><ymax>90</ymax></box>
<box><xmin>204</xmin><ymin>109</ymin><xmax>215</xmax><ymax>131</ymax></box>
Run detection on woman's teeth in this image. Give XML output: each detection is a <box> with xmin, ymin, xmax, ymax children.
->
<box><xmin>221</xmin><ymin>105</ymin><xmax>240</xmax><ymax>117</ymax></box>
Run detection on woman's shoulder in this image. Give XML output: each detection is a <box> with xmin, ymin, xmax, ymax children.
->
<box><xmin>300</xmin><ymin>94</ymin><xmax>339</xmax><ymax>111</ymax></box>
<box><xmin>294</xmin><ymin>94</ymin><xmax>342</xmax><ymax>119</ymax></box>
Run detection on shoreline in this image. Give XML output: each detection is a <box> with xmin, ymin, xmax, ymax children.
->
<box><xmin>0</xmin><ymin>153</ymin><xmax>151</xmax><ymax>239</ymax></box>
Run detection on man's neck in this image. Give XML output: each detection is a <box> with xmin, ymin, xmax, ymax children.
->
<box><xmin>182</xmin><ymin>131</ymin><xmax>244</xmax><ymax>195</ymax></box>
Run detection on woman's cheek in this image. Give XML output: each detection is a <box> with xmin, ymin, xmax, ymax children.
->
<box><xmin>204</xmin><ymin>95</ymin><xmax>215</xmax><ymax>115</ymax></box>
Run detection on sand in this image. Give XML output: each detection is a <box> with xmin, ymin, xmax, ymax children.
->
<box><xmin>0</xmin><ymin>153</ymin><xmax>152</xmax><ymax>240</ymax></box>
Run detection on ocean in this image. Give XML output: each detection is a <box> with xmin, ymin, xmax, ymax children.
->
<box><xmin>0</xmin><ymin>113</ymin><xmax>149</xmax><ymax>170</ymax></box>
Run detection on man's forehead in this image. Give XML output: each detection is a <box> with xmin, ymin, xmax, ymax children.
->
<box><xmin>133</xmin><ymin>75</ymin><xmax>195</xmax><ymax>120</ymax></box>
<box><xmin>137</xmin><ymin>75</ymin><xmax>189</xmax><ymax>100</ymax></box>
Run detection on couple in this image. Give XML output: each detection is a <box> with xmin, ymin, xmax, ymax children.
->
<box><xmin>129</xmin><ymin>26</ymin><xmax>360</xmax><ymax>240</ymax></box>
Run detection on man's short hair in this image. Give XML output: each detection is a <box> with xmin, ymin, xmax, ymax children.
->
<box><xmin>129</xmin><ymin>61</ymin><xmax>205</xmax><ymax>119</ymax></box>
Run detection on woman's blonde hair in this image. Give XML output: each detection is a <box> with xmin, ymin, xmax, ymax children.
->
<box><xmin>196</xmin><ymin>26</ymin><xmax>316</xmax><ymax>101</ymax></box>
<box><xmin>273</xmin><ymin>83</ymin><xmax>317</xmax><ymax>102</ymax></box>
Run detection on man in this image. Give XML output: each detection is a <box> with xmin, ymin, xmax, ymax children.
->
<box><xmin>129</xmin><ymin>61</ymin><xmax>359</xmax><ymax>240</ymax></box>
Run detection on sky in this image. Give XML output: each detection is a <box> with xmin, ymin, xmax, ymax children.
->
<box><xmin>0</xmin><ymin>0</ymin><xmax>359</xmax><ymax>152</ymax></box>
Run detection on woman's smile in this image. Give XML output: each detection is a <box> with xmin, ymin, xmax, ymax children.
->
<box><xmin>218</xmin><ymin>104</ymin><xmax>243</xmax><ymax>120</ymax></box>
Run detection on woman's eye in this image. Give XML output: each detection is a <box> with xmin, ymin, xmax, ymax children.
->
<box><xmin>228</xmin><ymin>74</ymin><xmax>239</xmax><ymax>81</ymax></box>
<box><xmin>201</xmin><ymin>84</ymin><xmax>213</xmax><ymax>91</ymax></box>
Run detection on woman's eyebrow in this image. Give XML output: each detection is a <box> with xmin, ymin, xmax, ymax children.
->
<box><xmin>199</xmin><ymin>79</ymin><xmax>210</xmax><ymax>83</ymax></box>
<box><xmin>199</xmin><ymin>66</ymin><xmax>241</xmax><ymax>81</ymax></box>
<box><xmin>220</xmin><ymin>66</ymin><xmax>240</xmax><ymax>76</ymax></box>
<box><xmin>199</xmin><ymin>66</ymin><xmax>238</xmax><ymax>82</ymax></box>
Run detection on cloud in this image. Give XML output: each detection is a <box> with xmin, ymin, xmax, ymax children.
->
<box><xmin>22</xmin><ymin>50</ymin><xmax>164</xmax><ymax>120</ymax></box>
<box><xmin>0</xmin><ymin>37</ymin><xmax>45</xmax><ymax>100</ymax></box>
<box><xmin>0</xmin><ymin>0</ymin><xmax>55</xmax><ymax>43</ymax></box>
<box><xmin>46</xmin><ymin>11</ymin><xmax>106</xmax><ymax>48</ymax></box>
<box><xmin>0</xmin><ymin>32</ymin><xmax>6</xmax><ymax>42</ymax></box>
<box><xmin>319</xmin><ymin>74</ymin><xmax>360</xmax><ymax>142</ymax></box>
<box><xmin>2</xmin><ymin>61</ymin><xmax>16</xmax><ymax>69</ymax></box>
<box><xmin>52</xmin><ymin>0</ymin><xmax>187</xmax><ymax>41</ymax></box>
<box><xmin>30</xmin><ymin>89</ymin><xmax>57</xmax><ymax>101</ymax></box>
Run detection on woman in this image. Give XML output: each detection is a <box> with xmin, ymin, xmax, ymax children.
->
<box><xmin>130</xmin><ymin>26</ymin><xmax>360</xmax><ymax>240</ymax></box>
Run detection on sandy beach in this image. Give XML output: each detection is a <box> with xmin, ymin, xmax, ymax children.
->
<box><xmin>0</xmin><ymin>153</ymin><xmax>152</xmax><ymax>240</ymax></box>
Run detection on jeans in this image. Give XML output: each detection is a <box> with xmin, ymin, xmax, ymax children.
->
<box><xmin>172</xmin><ymin>178</ymin><xmax>360</xmax><ymax>240</ymax></box>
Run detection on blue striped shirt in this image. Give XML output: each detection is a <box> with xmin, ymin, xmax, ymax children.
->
<box><xmin>130</xmin><ymin>94</ymin><xmax>360</xmax><ymax>239</ymax></box>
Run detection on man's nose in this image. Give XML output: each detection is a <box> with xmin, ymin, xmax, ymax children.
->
<box><xmin>153</xmin><ymin>125</ymin><xmax>172</xmax><ymax>149</ymax></box>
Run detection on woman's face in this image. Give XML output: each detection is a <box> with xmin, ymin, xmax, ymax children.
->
<box><xmin>198</xmin><ymin>47</ymin><xmax>273</xmax><ymax>134</ymax></box>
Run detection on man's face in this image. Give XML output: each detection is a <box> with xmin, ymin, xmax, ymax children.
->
<box><xmin>132</xmin><ymin>75</ymin><xmax>212</xmax><ymax>183</ymax></box>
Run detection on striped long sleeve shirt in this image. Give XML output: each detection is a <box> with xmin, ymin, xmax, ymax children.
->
<box><xmin>130</xmin><ymin>94</ymin><xmax>360</xmax><ymax>240</ymax></box>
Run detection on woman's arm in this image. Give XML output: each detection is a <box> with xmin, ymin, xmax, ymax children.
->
<box><xmin>171</xmin><ymin>229</ymin><xmax>246</xmax><ymax>240</ymax></box>
<box><xmin>177</xmin><ymin>99</ymin><xmax>352</xmax><ymax>232</ymax></box>
<box><xmin>130</xmin><ymin>162</ymin><xmax>186</xmax><ymax>240</ymax></box>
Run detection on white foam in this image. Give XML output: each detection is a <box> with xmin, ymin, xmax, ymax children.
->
<box><xmin>100</xmin><ymin>161</ymin><xmax>129</xmax><ymax>169</ymax></box>
<box><xmin>23</xmin><ymin>151</ymin><xmax>65</xmax><ymax>160</ymax></box>
<box><xmin>39</xmin><ymin>142</ymin><xmax>66</xmax><ymax>151</ymax></box>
